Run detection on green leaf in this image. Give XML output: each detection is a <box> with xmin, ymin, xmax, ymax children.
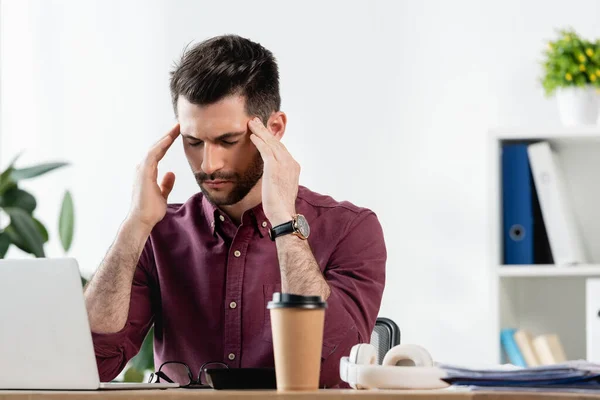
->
<box><xmin>129</xmin><ymin>326</ymin><xmax>154</xmax><ymax>372</ymax></box>
<box><xmin>0</xmin><ymin>152</ymin><xmax>24</xmax><ymax>194</ymax></box>
<box><xmin>34</xmin><ymin>218</ymin><xmax>49</xmax><ymax>243</ymax></box>
<box><xmin>59</xmin><ymin>190</ymin><xmax>75</xmax><ymax>252</ymax></box>
<box><xmin>11</xmin><ymin>162</ymin><xmax>69</xmax><ymax>182</ymax></box>
<box><xmin>0</xmin><ymin>177</ymin><xmax>13</xmax><ymax>195</ymax></box>
<box><xmin>0</xmin><ymin>232</ymin><xmax>10</xmax><ymax>258</ymax></box>
<box><xmin>5</xmin><ymin>221</ymin><xmax>47</xmax><ymax>250</ymax></box>
<box><xmin>5</xmin><ymin>225</ymin><xmax>27</xmax><ymax>252</ymax></box>
<box><xmin>123</xmin><ymin>367</ymin><xmax>145</xmax><ymax>383</ymax></box>
<box><xmin>4</xmin><ymin>151</ymin><xmax>23</xmax><ymax>171</ymax></box>
<box><xmin>0</xmin><ymin>171</ymin><xmax>15</xmax><ymax>195</ymax></box>
<box><xmin>4</xmin><ymin>207</ymin><xmax>45</xmax><ymax>257</ymax></box>
<box><xmin>0</xmin><ymin>182</ymin><xmax>16</xmax><ymax>199</ymax></box>
<box><xmin>0</xmin><ymin>187</ymin><xmax>37</xmax><ymax>214</ymax></box>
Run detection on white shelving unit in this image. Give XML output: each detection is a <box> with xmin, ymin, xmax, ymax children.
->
<box><xmin>499</xmin><ymin>265</ymin><xmax>600</xmax><ymax>277</ymax></box>
<box><xmin>490</xmin><ymin>127</ymin><xmax>600</xmax><ymax>364</ymax></box>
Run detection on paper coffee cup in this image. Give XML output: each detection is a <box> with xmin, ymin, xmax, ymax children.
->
<box><xmin>268</xmin><ymin>293</ymin><xmax>327</xmax><ymax>391</ymax></box>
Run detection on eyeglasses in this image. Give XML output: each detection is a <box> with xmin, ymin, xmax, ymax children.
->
<box><xmin>148</xmin><ymin>361</ymin><xmax>229</xmax><ymax>388</ymax></box>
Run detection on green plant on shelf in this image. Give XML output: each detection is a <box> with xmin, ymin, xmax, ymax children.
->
<box><xmin>541</xmin><ymin>27</ymin><xmax>600</xmax><ymax>96</ymax></box>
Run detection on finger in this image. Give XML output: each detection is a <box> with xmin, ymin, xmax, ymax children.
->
<box><xmin>160</xmin><ymin>172</ymin><xmax>176</xmax><ymax>200</ymax></box>
<box><xmin>248</xmin><ymin>118</ymin><xmax>287</xmax><ymax>160</ymax></box>
<box><xmin>148</xmin><ymin>124</ymin><xmax>181</xmax><ymax>163</ymax></box>
<box><xmin>152</xmin><ymin>123</ymin><xmax>180</xmax><ymax>146</ymax></box>
<box><xmin>250</xmin><ymin>134</ymin><xmax>275</xmax><ymax>162</ymax></box>
<box><xmin>248</xmin><ymin>117</ymin><xmax>282</xmax><ymax>148</ymax></box>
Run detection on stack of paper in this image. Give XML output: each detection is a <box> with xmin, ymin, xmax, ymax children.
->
<box><xmin>438</xmin><ymin>361</ymin><xmax>600</xmax><ymax>389</ymax></box>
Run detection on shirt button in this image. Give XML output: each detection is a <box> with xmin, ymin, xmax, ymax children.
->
<box><xmin>228</xmin><ymin>353</ymin><xmax>236</xmax><ymax>360</ymax></box>
<box><xmin>229</xmin><ymin>301</ymin><xmax>237</xmax><ymax>309</ymax></box>
<box><xmin>262</xmin><ymin>221</ymin><xmax>268</xmax><ymax>228</ymax></box>
<box><xmin>234</xmin><ymin>250</ymin><xmax>241</xmax><ymax>257</ymax></box>
<box><xmin>219</xmin><ymin>215</ymin><xmax>225</xmax><ymax>222</ymax></box>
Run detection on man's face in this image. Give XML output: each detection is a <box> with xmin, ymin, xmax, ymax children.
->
<box><xmin>177</xmin><ymin>95</ymin><xmax>263</xmax><ymax>206</ymax></box>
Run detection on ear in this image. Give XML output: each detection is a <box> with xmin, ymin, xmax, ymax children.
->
<box><xmin>267</xmin><ymin>111</ymin><xmax>287</xmax><ymax>141</ymax></box>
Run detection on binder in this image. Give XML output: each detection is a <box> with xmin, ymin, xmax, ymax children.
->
<box><xmin>502</xmin><ymin>144</ymin><xmax>533</xmax><ymax>264</ymax></box>
<box><xmin>500</xmin><ymin>328</ymin><xmax>527</xmax><ymax>367</ymax></box>
<box><xmin>586</xmin><ymin>278</ymin><xmax>600</xmax><ymax>363</ymax></box>
<box><xmin>527</xmin><ymin>141</ymin><xmax>586</xmax><ymax>265</ymax></box>
<box><xmin>502</xmin><ymin>144</ymin><xmax>552</xmax><ymax>264</ymax></box>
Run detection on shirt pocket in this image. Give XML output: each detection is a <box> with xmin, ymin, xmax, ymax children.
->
<box><xmin>262</xmin><ymin>283</ymin><xmax>281</xmax><ymax>342</ymax></box>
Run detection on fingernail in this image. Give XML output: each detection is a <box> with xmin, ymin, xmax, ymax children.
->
<box><xmin>253</xmin><ymin>117</ymin><xmax>261</xmax><ymax>123</ymax></box>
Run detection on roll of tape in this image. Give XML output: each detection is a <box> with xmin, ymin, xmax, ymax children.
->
<box><xmin>381</xmin><ymin>344</ymin><xmax>434</xmax><ymax>367</ymax></box>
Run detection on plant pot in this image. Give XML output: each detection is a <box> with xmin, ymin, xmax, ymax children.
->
<box><xmin>555</xmin><ymin>86</ymin><xmax>600</xmax><ymax>126</ymax></box>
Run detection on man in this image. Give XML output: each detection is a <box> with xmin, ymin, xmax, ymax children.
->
<box><xmin>84</xmin><ymin>34</ymin><xmax>386</xmax><ymax>388</ymax></box>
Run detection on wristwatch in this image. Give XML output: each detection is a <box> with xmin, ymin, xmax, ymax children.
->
<box><xmin>269</xmin><ymin>214</ymin><xmax>310</xmax><ymax>241</ymax></box>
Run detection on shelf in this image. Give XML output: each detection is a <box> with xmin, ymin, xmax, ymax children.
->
<box><xmin>498</xmin><ymin>265</ymin><xmax>600</xmax><ymax>277</ymax></box>
<box><xmin>490</xmin><ymin>127</ymin><xmax>600</xmax><ymax>141</ymax></box>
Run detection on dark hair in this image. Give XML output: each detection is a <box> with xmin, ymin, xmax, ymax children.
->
<box><xmin>170</xmin><ymin>34</ymin><xmax>281</xmax><ymax>123</ymax></box>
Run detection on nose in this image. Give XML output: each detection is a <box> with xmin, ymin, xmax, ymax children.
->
<box><xmin>200</xmin><ymin>143</ymin><xmax>225</xmax><ymax>176</ymax></box>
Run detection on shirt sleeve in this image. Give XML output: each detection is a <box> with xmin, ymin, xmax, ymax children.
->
<box><xmin>90</xmin><ymin>237</ymin><xmax>156</xmax><ymax>382</ymax></box>
<box><xmin>319</xmin><ymin>210</ymin><xmax>387</xmax><ymax>388</ymax></box>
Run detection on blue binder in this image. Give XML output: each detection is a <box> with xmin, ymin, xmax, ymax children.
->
<box><xmin>500</xmin><ymin>328</ymin><xmax>527</xmax><ymax>367</ymax></box>
<box><xmin>502</xmin><ymin>144</ymin><xmax>534</xmax><ymax>264</ymax></box>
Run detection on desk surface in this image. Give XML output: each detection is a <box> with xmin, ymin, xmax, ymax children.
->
<box><xmin>1</xmin><ymin>389</ymin><xmax>600</xmax><ymax>400</ymax></box>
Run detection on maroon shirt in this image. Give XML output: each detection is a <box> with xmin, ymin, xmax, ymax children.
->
<box><xmin>92</xmin><ymin>186</ymin><xmax>386</xmax><ymax>387</ymax></box>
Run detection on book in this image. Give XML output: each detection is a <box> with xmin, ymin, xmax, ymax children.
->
<box><xmin>514</xmin><ymin>329</ymin><xmax>540</xmax><ymax>367</ymax></box>
<box><xmin>533</xmin><ymin>334</ymin><xmax>568</xmax><ymax>365</ymax></box>
<box><xmin>501</xmin><ymin>329</ymin><xmax>568</xmax><ymax>367</ymax></box>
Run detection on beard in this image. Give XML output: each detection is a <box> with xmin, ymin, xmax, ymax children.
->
<box><xmin>194</xmin><ymin>150</ymin><xmax>263</xmax><ymax>206</ymax></box>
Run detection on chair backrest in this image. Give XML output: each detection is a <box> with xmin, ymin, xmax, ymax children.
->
<box><xmin>369</xmin><ymin>317</ymin><xmax>401</xmax><ymax>365</ymax></box>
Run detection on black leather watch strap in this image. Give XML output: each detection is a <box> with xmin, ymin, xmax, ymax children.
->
<box><xmin>269</xmin><ymin>221</ymin><xmax>295</xmax><ymax>241</ymax></box>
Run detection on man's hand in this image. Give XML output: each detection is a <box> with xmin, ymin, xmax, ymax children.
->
<box><xmin>249</xmin><ymin>117</ymin><xmax>330</xmax><ymax>300</ymax></box>
<box><xmin>86</xmin><ymin>125</ymin><xmax>179</xmax><ymax>334</ymax></box>
<box><xmin>248</xmin><ymin>117</ymin><xmax>299</xmax><ymax>227</ymax></box>
<box><xmin>128</xmin><ymin>124</ymin><xmax>180</xmax><ymax>231</ymax></box>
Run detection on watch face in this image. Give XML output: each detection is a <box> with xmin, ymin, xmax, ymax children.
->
<box><xmin>295</xmin><ymin>215</ymin><xmax>310</xmax><ymax>238</ymax></box>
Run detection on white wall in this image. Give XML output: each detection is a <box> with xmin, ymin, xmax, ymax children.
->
<box><xmin>3</xmin><ymin>0</ymin><xmax>600</xmax><ymax>366</ymax></box>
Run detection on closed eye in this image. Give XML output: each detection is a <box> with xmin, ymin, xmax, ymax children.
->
<box><xmin>186</xmin><ymin>139</ymin><xmax>239</xmax><ymax>147</ymax></box>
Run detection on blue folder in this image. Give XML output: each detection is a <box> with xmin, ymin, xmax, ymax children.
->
<box><xmin>441</xmin><ymin>360</ymin><xmax>600</xmax><ymax>390</ymax></box>
<box><xmin>500</xmin><ymin>328</ymin><xmax>527</xmax><ymax>367</ymax></box>
<box><xmin>502</xmin><ymin>144</ymin><xmax>534</xmax><ymax>264</ymax></box>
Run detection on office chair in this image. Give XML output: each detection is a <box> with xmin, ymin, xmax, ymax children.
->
<box><xmin>369</xmin><ymin>317</ymin><xmax>401</xmax><ymax>365</ymax></box>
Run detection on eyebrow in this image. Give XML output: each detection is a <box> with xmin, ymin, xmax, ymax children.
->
<box><xmin>182</xmin><ymin>131</ymin><xmax>246</xmax><ymax>141</ymax></box>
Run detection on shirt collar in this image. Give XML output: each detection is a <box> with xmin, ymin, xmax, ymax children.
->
<box><xmin>244</xmin><ymin>203</ymin><xmax>270</xmax><ymax>238</ymax></box>
<box><xmin>200</xmin><ymin>194</ymin><xmax>219</xmax><ymax>236</ymax></box>
<box><xmin>200</xmin><ymin>194</ymin><xmax>272</xmax><ymax>238</ymax></box>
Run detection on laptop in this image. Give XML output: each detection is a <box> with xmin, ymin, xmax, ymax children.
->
<box><xmin>0</xmin><ymin>257</ymin><xmax>178</xmax><ymax>390</ymax></box>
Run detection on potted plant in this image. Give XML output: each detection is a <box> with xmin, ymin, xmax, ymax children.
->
<box><xmin>541</xmin><ymin>28</ymin><xmax>600</xmax><ymax>126</ymax></box>
<box><xmin>0</xmin><ymin>153</ymin><xmax>75</xmax><ymax>261</ymax></box>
